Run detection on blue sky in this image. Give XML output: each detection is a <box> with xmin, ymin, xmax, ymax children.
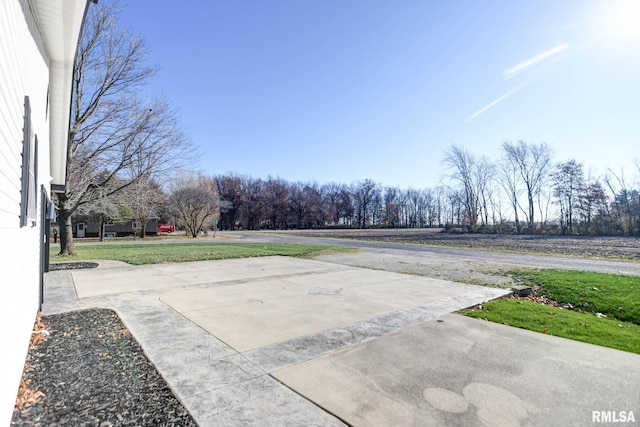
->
<box><xmin>117</xmin><ymin>0</ymin><xmax>640</xmax><ymax>188</ymax></box>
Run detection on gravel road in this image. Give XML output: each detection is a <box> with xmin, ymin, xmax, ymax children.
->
<box><xmin>226</xmin><ymin>230</ymin><xmax>640</xmax><ymax>288</ymax></box>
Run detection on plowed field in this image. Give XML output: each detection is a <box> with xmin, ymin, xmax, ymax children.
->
<box><xmin>284</xmin><ymin>229</ymin><xmax>640</xmax><ymax>260</ymax></box>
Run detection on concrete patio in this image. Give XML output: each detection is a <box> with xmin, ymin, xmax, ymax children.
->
<box><xmin>43</xmin><ymin>256</ymin><xmax>640</xmax><ymax>426</ymax></box>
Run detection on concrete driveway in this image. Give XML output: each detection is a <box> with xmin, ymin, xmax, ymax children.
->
<box><xmin>44</xmin><ymin>256</ymin><xmax>640</xmax><ymax>426</ymax></box>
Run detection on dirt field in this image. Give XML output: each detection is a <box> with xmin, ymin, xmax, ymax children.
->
<box><xmin>282</xmin><ymin>229</ymin><xmax>640</xmax><ymax>260</ymax></box>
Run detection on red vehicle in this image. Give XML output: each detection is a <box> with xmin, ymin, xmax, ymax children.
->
<box><xmin>157</xmin><ymin>223</ymin><xmax>176</xmax><ymax>233</ymax></box>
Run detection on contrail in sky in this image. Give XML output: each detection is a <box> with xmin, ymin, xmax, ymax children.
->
<box><xmin>465</xmin><ymin>43</ymin><xmax>568</xmax><ymax>122</ymax></box>
<box><xmin>503</xmin><ymin>43</ymin><xmax>569</xmax><ymax>80</ymax></box>
<box><xmin>464</xmin><ymin>85</ymin><xmax>525</xmax><ymax>122</ymax></box>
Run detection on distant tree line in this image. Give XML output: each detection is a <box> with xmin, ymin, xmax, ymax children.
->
<box><xmin>119</xmin><ymin>139</ymin><xmax>627</xmax><ymax>237</ymax></box>
<box><xmin>213</xmin><ymin>175</ymin><xmax>446</xmax><ymax>231</ymax></box>
<box><xmin>73</xmin><ymin>142</ymin><xmax>640</xmax><ymax>238</ymax></box>
<box><xmin>441</xmin><ymin>141</ymin><xmax>640</xmax><ymax>236</ymax></box>
<box><xmin>204</xmin><ymin>140</ymin><xmax>640</xmax><ymax>236</ymax></box>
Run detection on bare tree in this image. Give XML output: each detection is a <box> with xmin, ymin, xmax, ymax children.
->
<box><xmin>166</xmin><ymin>175</ymin><xmax>224</xmax><ymax>237</ymax></box>
<box><xmin>336</xmin><ymin>185</ymin><xmax>355</xmax><ymax>226</ymax></box>
<box><xmin>264</xmin><ymin>176</ymin><xmax>289</xmax><ymax>229</ymax></box>
<box><xmin>322</xmin><ymin>182</ymin><xmax>343</xmax><ymax>226</ymax></box>
<box><xmin>475</xmin><ymin>156</ymin><xmax>494</xmax><ymax>228</ymax></box>
<box><xmin>447</xmin><ymin>189</ymin><xmax>464</xmax><ymax>227</ymax></box>
<box><xmin>55</xmin><ymin>1</ymin><xmax>192</xmax><ymax>255</ymax></box>
<box><xmin>240</xmin><ymin>176</ymin><xmax>264</xmax><ymax>230</ymax></box>
<box><xmin>422</xmin><ymin>188</ymin><xmax>440</xmax><ymax>227</ymax></box>
<box><xmin>552</xmin><ymin>160</ymin><xmax>585</xmax><ymax>234</ymax></box>
<box><xmin>501</xmin><ymin>141</ymin><xmax>552</xmax><ymax>231</ymax></box>
<box><xmin>127</xmin><ymin>178</ymin><xmax>164</xmax><ymax>238</ymax></box>
<box><xmin>443</xmin><ymin>145</ymin><xmax>481</xmax><ymax>229</ymax></box>
<box><xmin>404</xmin><ymin>188</ymin><xmax>424</xmax><ymax>228</ymax></box>
<box><xmin>580</xmin><ymin>179</ymin><xmax>610</xmax><ymax>235</ymax></box>
<box><xmin>382</xmin><ymin>186</ymin><xmax>401</xmax><ymax>227</ymax></box>
<box><xmin>74</xmin><ymin>176</ymin><xmax>132</xmax><ymax>240</ymax></box>
<box><xmin>302</xmin><ymin>182</ymin><xmax>326</xmax><ymax>228</ymax></box>
<box><xmin>216</xmin><ymin>174</ymin><xmax>244</xmax><ymax>230</ymax></box>
<box><xmin>497</xmin><ymin>152</ymin><xmax>524</xmax><ymax>232</ymax></box>
<box><xmin>321</xmin><ymin>183</ymin><xmax>354</xmax><ymax>225</ymax></box>
<box><xmin>605</xmin><ymin>168</ymin><xmax>639</xmax><ymax>236</ymax></box>
<box><xmin>351</xmin><ymin>179</ymin><xmax>380</xmax><ymax>228</ymax></box>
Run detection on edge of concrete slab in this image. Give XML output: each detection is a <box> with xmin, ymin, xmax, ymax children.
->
<box><xmin>41</xmin><ymin>257</ymin><xmax>511</xmax><ymax>426</ymax></box>
<box><xmin>244</xmin><ymin>287</ymin><xmax>510</xmax><ymax>372</ymax></box>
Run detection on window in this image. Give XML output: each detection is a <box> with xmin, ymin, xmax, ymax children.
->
<box><xmin>20</xmin><ymin>96</ymin><xmax>38</xmax><ymax>227</ymax></box>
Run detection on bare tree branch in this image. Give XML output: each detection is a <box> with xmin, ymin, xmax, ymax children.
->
<box><xmin>56</xmin><ymin>1</ymin><xmax>195</xmax><ymax>255</ymax></box>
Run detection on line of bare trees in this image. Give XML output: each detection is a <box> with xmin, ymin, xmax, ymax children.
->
<box><xmin>212</xmin><ymin>175</ymin><xmax>445</xmax><ymax>231</ymax></box>
<box><xmin>443</xmin><ymin>141</ymin><xmax>640</xmax><ymax>236</ymax></box>
<box><xmin>194</xmin><ymin>141</ymin><xmax>639</xmax><ymax>236</ymax></box>
<box><xmin>81</xmin><ymin>141</ymin><xmax>640</xmax><ymax>238</ymax></box>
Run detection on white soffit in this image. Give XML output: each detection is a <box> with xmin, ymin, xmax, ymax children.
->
<box><xmin>29</xmin><ymin>0</ymin><xmax>89</xmax><ymax>189</ymax></box>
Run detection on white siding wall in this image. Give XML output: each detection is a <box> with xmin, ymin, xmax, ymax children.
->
<box><xmin>0</xmin><ymin>1</ymin><xmax>51</xmax><ymax>424</ymax></box>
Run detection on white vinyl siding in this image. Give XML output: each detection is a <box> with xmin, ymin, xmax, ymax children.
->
<box><xmin>0</xmin><ymin>2</ymin><xmax>50</xmax><ymax>426</ymax></box>
<box><xmin>0</xmin><ymin>0</ymin><xmax>88</xmax><ymax>425</ymax></box>
<box><xmin>0</xmin><ymin>0</ymin><xmax>49</xmax><ymax>228</ymax></box>
<box><xmin>0</xmin><ymin>2</ymin><xmax>27</xmax><ymax>225</ymax></box>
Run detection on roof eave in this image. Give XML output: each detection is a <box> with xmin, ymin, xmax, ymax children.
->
<box><xmin>29</xmin><ymin>0</ymin><xmax>91</xmax><ymax>190</ymax></box>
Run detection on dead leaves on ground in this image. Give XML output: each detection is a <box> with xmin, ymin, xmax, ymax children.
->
<box><xmin>15</xmin><ymin>311</ymin><xmax>48</xmax><ymax>410</ymax></box>
<box><xmin>518</xmin><ymin>294</ymin><xmax>574</xmax><ymax>310</ymax></box>
<box><xmin>15</xmin><ymin>378</ymin><xmax>45</xmax><ymax>410</ymax></box>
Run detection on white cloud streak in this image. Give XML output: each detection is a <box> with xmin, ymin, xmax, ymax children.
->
<box><xmin>503</xmin><ymin>43</ymin><xmax>569</xmax><ymax>80</ymax></box>
<box><xmin>465</xmin><ymin>43</ymin><xmax>568</xmax><ymax>122</ymax></box>
<box><xmin>464</xmin><ymin>85</ymin><xmax>525</xmax><ymax>122</ymax></box>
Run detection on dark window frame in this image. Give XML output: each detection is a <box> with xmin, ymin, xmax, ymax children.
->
<box><xmin>20</xmin><ymin>96</ymin><xmax>38</xmax><ymax>227</ymax></box>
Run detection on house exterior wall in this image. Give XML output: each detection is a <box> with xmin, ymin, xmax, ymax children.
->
<box><xmin>76</xmin><ymin>219</ymin><xmax>160</xmax><ymax>237</ymax></box>
<box><xmin>0</xmin><ymin>1</ymin><xmax>54</xmax><ymax>423</ymax></box>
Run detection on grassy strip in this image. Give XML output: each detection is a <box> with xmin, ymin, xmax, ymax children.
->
<box><xmin>463</xmin><ymin>269</ymin><xmax>640</xmax><ymax>354</ymax></box>
<box><xmin>50</xmin><ymin>243</ymin><xmax>354</xmax><ymax>265</ymax></box>
<box><xmin>509</xmin><ymin>269</ymin><xmax>640</xmax><ymax>324</ymax></box>
<box><xmin>465</xmin><ymin>299</ymin><xmax>640</xmax><ymax>354</ymax></box>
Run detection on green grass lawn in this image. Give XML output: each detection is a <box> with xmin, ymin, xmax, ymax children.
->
<box><xmin>510</xmin><ymin>269</ymin><xmax>640</xmax><ymax>322</ymax></box>
<box><xmin>50</xmin><ymin>242</ymin><xmax>354</xmax><ymax>265</ymax></box>
<box><xmin>463</xmin><ymin>269</ymin><xmax>640</xmax><ymax>354</ymax></box>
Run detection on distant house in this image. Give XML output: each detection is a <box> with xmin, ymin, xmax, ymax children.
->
<box><xmin>72</xmin><ymin>217</ymin><xmax>160</xmax><ymax>238</ymax></box>
<box><xmin>0</xmin><ymin>1</ymin><xmax>90</xmax><ymax>424</ymax></box>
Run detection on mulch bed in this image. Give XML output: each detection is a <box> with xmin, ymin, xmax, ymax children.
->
<box><xmin>49</xmin><ymin>262</ymin><xmax>99</xmax><ymax>271</ymax></box>
<box><xmin>11</xmin><ymin>309</ymin><xmax>197</xmax><ymax>426</ymax></box>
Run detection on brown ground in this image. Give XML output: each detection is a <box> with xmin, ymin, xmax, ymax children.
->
<box><xmin>281</xmin><ymin>229</ymin><xmax>640</xmax><ymax>260</ymax></box>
